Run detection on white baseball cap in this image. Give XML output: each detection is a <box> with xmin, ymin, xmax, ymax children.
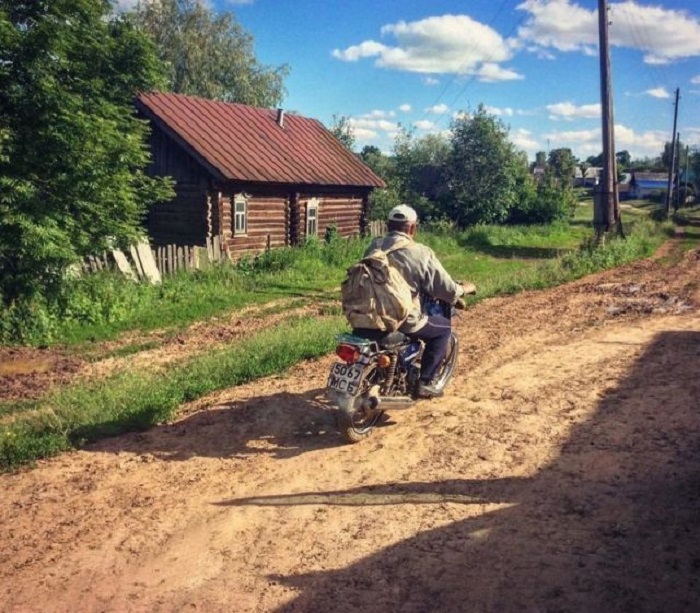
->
<box><xmin>387</xmin><ymin>204</ymin><xmax>418</xmax><ymax>223</ymax></box>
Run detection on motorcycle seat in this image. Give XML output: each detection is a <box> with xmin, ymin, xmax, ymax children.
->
<box><xmin>352</xmin><ymin>328</ymin><xmax>409</xmax><ymax>349</ymax></box>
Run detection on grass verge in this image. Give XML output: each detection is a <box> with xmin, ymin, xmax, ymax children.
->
<box><xmin>1</xmin><ymin>314</ymin><xmax>344</xmax><ymax>471</ymax></box>
<box><xmin>1</xmin><ymin>211</ymin><xmax>679</xmax><ymax>471</ymax></box>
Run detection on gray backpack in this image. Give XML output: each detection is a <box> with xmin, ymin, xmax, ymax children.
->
<box><xmin>341</xmin><ymin>240</ymin><xmax>414</xmax><ymax>332</ymax></box>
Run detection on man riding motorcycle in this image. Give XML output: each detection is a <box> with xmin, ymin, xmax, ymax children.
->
<box><xmin>365</xmin><ymin>204</ymin><xmax>476</xmax><ymax>398</ymax></box>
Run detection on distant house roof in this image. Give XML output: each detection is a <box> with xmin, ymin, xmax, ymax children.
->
<box><xmin>136</xmin><ymin>92</ymin><xmax>386</xmax><ymax>189</ymax></box>
<box><xmin>632</xmin><ymin>172</ymin><xmax>667</xmax><ymax>183</ymax></box>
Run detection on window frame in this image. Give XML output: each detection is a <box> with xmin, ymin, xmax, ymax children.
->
<box><xmin>306</xmin><ymin>198</ymin><xmax>319</xmax><ymax>238</ymax></box>
<box><xmin>233</xmin><ymin>194</ymin><xmax>248</xmax><ymax>236</ymax></box>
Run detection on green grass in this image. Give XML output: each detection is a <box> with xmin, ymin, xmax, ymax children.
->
<box><xmin>1</xmin><ymin>313</ymin><xmax>345</xmax><ymax>471</ymax></box>
<box><xmin>1</xmin><ymin>203</ymin><xmax>679</xmax><ymax>470</ymax></box>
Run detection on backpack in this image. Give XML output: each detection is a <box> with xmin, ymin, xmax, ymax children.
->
<box><xmin>341</xmin><ymin>239</ymin><xmax>414</xmax><ymax>332</ymax></box>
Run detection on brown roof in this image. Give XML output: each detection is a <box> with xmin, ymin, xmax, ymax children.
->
<box><xmin>137</xmin><ymin>92</ymin><xmax>385</xmax><ymax>189</ymax></box>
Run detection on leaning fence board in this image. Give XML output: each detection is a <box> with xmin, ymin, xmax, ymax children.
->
<box><xmin>129</xmin><ymin>245</ymin><xmax>145</xmax><ymax>279</ymax></box>
<box><xmin>135</xmin><ymin>240</ymin><xmax>161</xmax><ymax>284</ymax></box>
<box><xmin>112</xmin><ymin>249</ymin><xmax>137</xmax><ymax>281</ymax></box>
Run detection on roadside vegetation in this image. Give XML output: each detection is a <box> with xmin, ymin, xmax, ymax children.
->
<box><xmin>1</xmin><ymin>204</ymin><xmax>680</xmax><ymax>472</ymax></box>
<box><xmin>2</xmin><ymin>2</ymin><xmax>697</xmax><ymax>470</ymax></box>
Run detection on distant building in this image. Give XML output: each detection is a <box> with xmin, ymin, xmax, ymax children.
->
<box><xmin>629</xmin><ymin>172</ymin><xmax>668</xmax><ymax>200</ymax></box>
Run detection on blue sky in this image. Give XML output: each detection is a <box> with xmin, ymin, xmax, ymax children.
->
<box><xmin>119</xmin><ymin>0</ymin><xmax>700</xmax><ymax>162</ymax></box>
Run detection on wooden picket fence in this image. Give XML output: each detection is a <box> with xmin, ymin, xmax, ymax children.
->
<box><xmin>82</xmin><ymin>236</ymin><xmax>226</xmax><ymax>284</ymax></box>
<box><xmin>85</xmin><ymin>226</ymin><xmax>385</xmax><ymax>284</ymax></box>
<box><xmin>368</xmin><ymin>220</ymin><xmax>385</xmax><ymax>237</ymax></box>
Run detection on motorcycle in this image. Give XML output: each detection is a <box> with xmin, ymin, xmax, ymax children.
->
<box><xmin>326</xmin><ymin>297</ymin><xmax>461</xmax><ymax>443</ymax></box>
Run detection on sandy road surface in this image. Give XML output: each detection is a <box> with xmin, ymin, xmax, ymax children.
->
<box><xmin>1</xmin><ymin>244</ymin><xmax>699</xmax><ymax>612</ymax></box>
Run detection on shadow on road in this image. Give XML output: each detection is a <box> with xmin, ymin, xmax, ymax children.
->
<box><xmin>249</xmin><ymin>330</ymin><xmax>700</xmax><ymax>612</ymax></box>
<box><xmin>88</xmin><ymin>387</ymin><xmax>350</xmax><ymax>461</ymax></box>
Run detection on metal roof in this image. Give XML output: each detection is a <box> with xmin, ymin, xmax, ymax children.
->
<box><xmin>137</xmin><ymin>92</ymin><xmax>386</xmax><ymax>189</ymax></box>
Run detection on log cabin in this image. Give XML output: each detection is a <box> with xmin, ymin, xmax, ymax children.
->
<box><xmin>136</xmin><ymin>92</ymin><xmax>386</xmax><ymax>257</ymax></box>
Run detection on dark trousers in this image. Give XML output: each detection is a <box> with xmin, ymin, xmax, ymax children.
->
<box><xmin>407</xmin><ymin>315</ymin><xmax>452</xmax><ymax>382</ymax></box>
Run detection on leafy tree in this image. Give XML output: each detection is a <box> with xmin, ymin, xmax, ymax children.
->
<box><xmin>446</xmin><ymin>105</ymin><xmax>522</xmax><ymax>226</ymax></box>
<box><xmin>359</xmin><ymin>145</ymin><xmax>401</xmax><ymax>220</ymax></box>
<box><xmin>535</xmin><ymin>151</ymin><xmax>547</xmax><ymax>166</ymax></box>
<box><xmin>0</xmin><ymin>0</ymin><xmax>173</xmax><ymax>305</ymax></box>
<box><xmin>392</xmin><ymin>128</ymin><xmax>450</xmax><ymax>219</ymax></box>
<box><xmin>330</xmin><ymin>114</ymin><xmax>355</xmax><ymax>151</ymax></box>
<box><xmin>616</xmin><ymin>150</ymin><xmax>631</xmax><ymax>169</ymax></box>
<box><xmin>128</xmin><ymin>0</ymin><xmax>288</xmax><ymax>107</ymax></box>
<box><xmin>548</xmin><ymin>148</ymin><xmax>576</xmax><ymax>182</ymax></box>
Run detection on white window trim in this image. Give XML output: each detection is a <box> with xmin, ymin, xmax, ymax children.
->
<box><xmin>306</xmin><ymin>198</ymin><xmax>319</xmax><ymax>238</ymax></box>
<box><xmin>233</xmin><ymin>194</ymin><xmax>247</xmax><ymax>236</ymax></box>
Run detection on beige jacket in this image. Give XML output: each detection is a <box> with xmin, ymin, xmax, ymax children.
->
<box><xmin>365</xmin><ymin>231</ymin><xmax>464</xmax><ymax>333</ymax></box>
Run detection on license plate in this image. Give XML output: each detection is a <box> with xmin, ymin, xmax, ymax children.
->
<box><xmin>327</xmin><ymin>362</ymin><xmax>364</xmax><ymax>395</ymax></box>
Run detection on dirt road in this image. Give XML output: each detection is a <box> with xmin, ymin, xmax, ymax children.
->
<box><xmin>1</xmin><ymin>243</ymin><xmax>699</xmax><ymax>612</ymax></box>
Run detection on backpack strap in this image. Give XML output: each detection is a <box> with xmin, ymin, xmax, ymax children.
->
<box><xmin>382</xmin><ymin>237</ymin><xmax>411</xmax><ymax>256</ymax></box>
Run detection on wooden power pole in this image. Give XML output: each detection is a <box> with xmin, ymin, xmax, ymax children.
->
<box><xmin>665</xmin><ymin>88</ymin><xmax>680</xmax><ymax>214</ymax></box>
<box><xmin>594</xmin><ymin>0</ymin><xmax>623</xmax><ymax>237</ymax></box>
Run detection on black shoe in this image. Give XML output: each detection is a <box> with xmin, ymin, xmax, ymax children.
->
<box><xmin>417</xmin><ymin>379</ymin><xmax>444</xmax><ymax>399</ymax></box>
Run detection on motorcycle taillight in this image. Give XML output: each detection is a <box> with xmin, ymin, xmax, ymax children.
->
<box><xmin>336</xmin><ymin>344</ymin><xmax>360</xmax><ymax>363</ymax></box>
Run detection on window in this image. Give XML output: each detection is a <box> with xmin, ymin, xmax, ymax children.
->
<box><xmin>306</xmin><ymin>199</ymin><xmax>319</xmax><ymax>237</ymax></box>
<box><xmin>234</xmin><ymin>195</ymin><xmax>247</xmax><ymax>235</ymax></box>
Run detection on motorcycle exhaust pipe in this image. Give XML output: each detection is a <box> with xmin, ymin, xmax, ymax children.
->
<box><xmin>374</xmin><ymin>395</ymin><xmax>414</xmax><ymax>410</ymax></box>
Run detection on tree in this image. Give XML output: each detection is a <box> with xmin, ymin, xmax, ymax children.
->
<box><xmin>547</xmin><ymin>148</ymin><xmax>576</xmax><ymax>182</ymax></box>
<box><xmin>128</xmin><ymin>0</ymin><xmax>288</xmax><ymax>107</ymax></box>
<box><xmin>330</xmin><ymin>114</ymin><xmax>355</xmax><ymax>151</ymax></box>
<box><xmin>0</xmin><ymin>0</ymin><xmax>173</xmax><ymax>304</ymax></box>
<box><xmin>535</xmin><ymin>151</ymin><xmax>547</xmax><ymax>166</ymax></box>
<box><xmin>446</xmin><ymin>105</ymin><xmax>522</xmax><ymax>226</ymax></box>
<box><xmin>616</xmin><ymin>150</ymin><xmax>631</xmax><ymax>170</ymax></box>
<box><xmin>392</xmin><ymin>128</ymin><xmax>450</xmax><ymax>219</ymax></box>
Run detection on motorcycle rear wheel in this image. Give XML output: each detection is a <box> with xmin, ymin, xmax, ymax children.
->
<box><xmin>337</xmin><ymin>365</ymin><xmax>383</xmax><ymax>443</ymax></box>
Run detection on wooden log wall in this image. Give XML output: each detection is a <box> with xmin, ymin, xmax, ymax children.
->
<box><xmin>145</xmin><ymin>125</ymin><xmax>211</xmax><ymax>247</ymax></box>
<box><xmin>223</xmin><ymin>194</ymin><xmax>289</xmax><ymax>257</ymax></box>
<box><xmin>148</xmin><ymin>184</ymin><xmax>208</xmax><ymax>246</ymax></box>
<box><xmin>298</xmin><ymin>194</ymin><xmax>364</xmax><ymax>240</ymax></box>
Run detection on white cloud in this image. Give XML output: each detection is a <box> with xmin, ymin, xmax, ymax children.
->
<box><xmin>485</xmin><ymin>106</ymin><xmax>515</xmax><ymax>117</ymax></box>
<box><xmin>511</xmin><ymin>128</ymin><xmax>540</xmax><ymax>155</ymax></box>
<box><xmin>517</xmin><ymin>0</ymin><xmax>700</xmax><ymax>64</ymax></box>
<box><xmin>691</xmin><ymin>75</ymin><xmax>700</xmax><ymax>85</ymax></box>
<box><xmin>645</xmin><ymin>87</ymin><xmax>671</xmax><ymax>99</ymax></box>
<box><xmin>360</xmin><ymin>109</ymin><xmax>396</xmax><ymax>119</ymax></box>
<box><xmin>542</xmin><ymin>124</ymin><xmax>666</xmax><ymax>158</ymax></box>
<box><xmin>348</xmin><ymin>117</ymin><xmax>400</xmax><ymax>138</ymax></box>
<box><xmin>423</xmin><ymin>77</ymin><xmax>440</xmax><ymax>86</ymax></box>
<box><xmin>476</xmin><ymin>63</ymin><xmax>524</xmax><ymax>82</ymax></box>
<box><xmin>546</xmin><ymin>101</ymin><xmax>600</xmax><ymax>121</ymax></box>
<box><xmin>399</xmin><ymin>104</ymin><xmax>412</xmax><ymax>113</ymax></box>
<box><xmin>426</xmin><ymin>104</ymin><xmax>449</xmax><ymax>115</ymax></box>
<box><xmin>333</xmin><ymin>14</ymin><xmax>522</xmax><ymax>81</ymax></box>
<box><xmin>414</xmin><ymin>120</ymin><xmax>436</xmax><ymax>130</ymax></box>
<box><xmin>517</xmin><ymin>0</ymin><xmax>598</xmax><ymax>53</ymax></box>
<box><xmin>332</xmin><ymin>41</ymin><xmax>388</xmax><ymax>62</ymax></box>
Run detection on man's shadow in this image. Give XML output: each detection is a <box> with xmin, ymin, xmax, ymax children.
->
<box><xmin>85</xmin><ymin>387</ymin><xmax>380</xmax><ymax>461</ymax></box>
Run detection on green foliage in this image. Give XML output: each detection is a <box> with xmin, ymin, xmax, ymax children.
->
<box><xmin>446</xmin><ymin>105</ymin><xmax>523</xmax><ymax>226</ymax></box>
<box><xmin>393</xmin><ymin>128</ymin><xmax>450</xmax><ymax>220</ymax></box>
<box><xmin>0</xmin><ymin>0</ymin><xmax>174</xmax><ymax>306</ymax></box>
<box><xmin>1</xmin><ymin>314</ymin><xmax>344</xmax><ymax>471</ymax></box>
<box><xmin>127</xmin><ymin>0</ymin><xmax>288</xmax><ymax>107</ymax></box>
<box><xmin>548</xmin><ymin>148</ymin><xmax>577</xmax><ymax>181</ymax></box>
<box><xmin>330</xmin><ymin>114</ymin><xmax>355</xmax><ymax>151</ymax></box>
<box><xmin>509</xmin><ymin>170</ymin><xmax>576</xmax><ymax>225</ymax></box>
<box><xmin>0</xmin><ymin>237</ymin><xmax>367</xmax><ymax>345</ymax></box>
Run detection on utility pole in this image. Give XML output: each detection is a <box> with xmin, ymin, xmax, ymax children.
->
<box><xmin>683</xmin><ymin>143</ymin><xmax>690</xmax><ymax>208</ymax></box>
<box><xmin>594</xmin><ymin>0</ymin><xmax>622</xmax><ymax>237</ymax></box>
<box><xmin>665</xmin><ymin>87</ymin><xmax>680</xmax><ymax>214</ymax></box>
